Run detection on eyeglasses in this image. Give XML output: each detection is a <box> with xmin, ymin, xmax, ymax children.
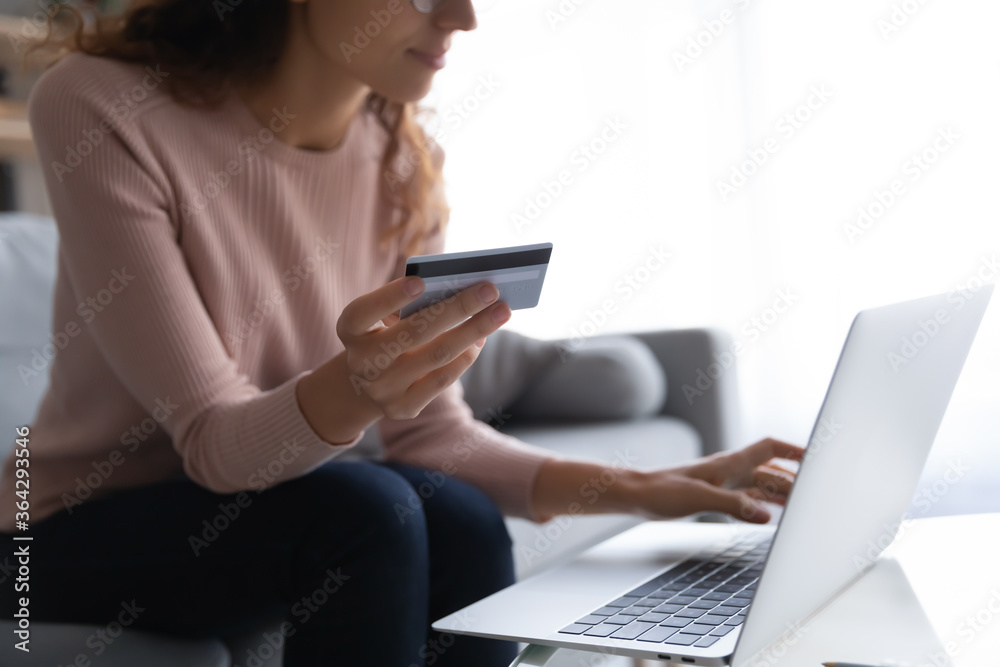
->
<box><xmin>410</xmin><ymin>0</ymin><xmax>444</xmax><ymax>12</ymax></box>
<box><xmin>411</xmin><ymin>0</ymin><xmax>493</xmax><ymax>14</ymax></box>
<box><xmin>410</xmin><ymin>0</ymin><xmax>497</xmax><ymax>14</ymax></box>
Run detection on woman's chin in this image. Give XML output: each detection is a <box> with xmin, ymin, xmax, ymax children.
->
<box><xmin>371</xmin><ymin>73</ymin><xmax>436</xmax><ymax>105</ymax></box>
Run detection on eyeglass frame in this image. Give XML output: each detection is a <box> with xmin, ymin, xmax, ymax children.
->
<box><xmin>410</xmin><ymin>0</ymin><xmax>443</xmax><ymax>13</ymax></box>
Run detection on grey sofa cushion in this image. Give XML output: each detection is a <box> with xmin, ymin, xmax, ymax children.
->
<box><xmin>458</xmin><ymin>329</ymin><xmax>566</xmax><ymax>422</ymax></box>
<box><xmin>506</xmin><ymin>334</ymin><xmax>667</xmax><ymax>423</ymax></box>
<box><xmin>462</xmin><ymin>329</ymin><xmax>668</xmax><ymax>423</ymax></box>
<box><xmin>0</xmin><ymin>214</ymin><xmax>59</xmax><ymax>459</ymax></box>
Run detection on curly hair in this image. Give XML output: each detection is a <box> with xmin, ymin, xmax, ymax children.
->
<box><xmin>33</xmin><ymin>0</ymin><xmax>449</xmax><ymax>256</ymax></box>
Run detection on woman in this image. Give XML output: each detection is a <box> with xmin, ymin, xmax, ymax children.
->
<box><xmin>0</xmin><ymin>0</ymin><xmax>802</xmax><ymax>664</ymax></box>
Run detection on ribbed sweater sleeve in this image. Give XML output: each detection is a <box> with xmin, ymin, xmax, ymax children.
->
<box><xmin>27</xmin><ymin>61</ymin><xmax>362</xmax><ymax>494</ymax></box>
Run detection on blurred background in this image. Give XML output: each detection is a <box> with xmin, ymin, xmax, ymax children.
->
<box><xmin>421</xmin><ymin>0</ymin><xmax>1000</xmax><ymax>517</ymax></box>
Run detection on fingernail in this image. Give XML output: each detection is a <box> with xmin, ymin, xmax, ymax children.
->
<box><xmin>475</xmin><ymin>338</ymin><xmax>486</xmax><ymax>348</ymax></box>
<box><xmin>405</xmin><ymin>278</ymin><xmax>424</xmax><ymax>297</ymax></box>
<box><xmin>479</xmin><ymin>283</ymin><xmax>499</xmax><ymax>304</ymax></box>
<box><xmin>492</xmin><ymin>303</ymin><xmax>510</xmax><ymax>324</ymax></box>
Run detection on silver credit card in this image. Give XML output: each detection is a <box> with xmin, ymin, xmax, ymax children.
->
<box><xmin>399</xmin><ymin>242</ymin><xmax>553</xmax><ymax>320</ymax></box>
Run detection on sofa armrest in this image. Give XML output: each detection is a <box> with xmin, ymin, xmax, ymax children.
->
<box><xmin>630</xmin><ymin>327</ymin><xmax>742</xmax><ymax>456</ymax></box>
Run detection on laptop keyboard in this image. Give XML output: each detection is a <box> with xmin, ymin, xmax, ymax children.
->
<box><xmin>558</xmin><ymin>533</ymin><xmax>773</xmax><ymax>648</ymax></box>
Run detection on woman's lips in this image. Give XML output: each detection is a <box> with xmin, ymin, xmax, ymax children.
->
<box><xmin>407</xmin><ymin>49</ymin><xmax>447</xmax><ymax>70</ymax></box>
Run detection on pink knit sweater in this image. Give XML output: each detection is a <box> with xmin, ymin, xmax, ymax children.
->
<box><xmin>0</xmin><ymin>52</ymin><xmax>556</xmax><ymax>532</ymax></box>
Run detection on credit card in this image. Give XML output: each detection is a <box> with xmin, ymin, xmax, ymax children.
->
<box><xmin>399</xmin><ymin>242</ymin><xmax>553</xmax><ymax>320</ymax></box>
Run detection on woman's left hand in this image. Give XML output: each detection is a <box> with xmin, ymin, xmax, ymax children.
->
<box><xmin>626</xmin><ymin>438</ymin><xmax>805</xmax><ymax>524</ymax></box>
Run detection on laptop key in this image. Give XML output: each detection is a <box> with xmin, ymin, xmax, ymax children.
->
<box><xmin>659</xmin><ymin>617</ymin><xmax>692</xmax><ymax>628</ymax></box>
<box><xmin>652</xmin><ymin>603</ymin><xmax>684</xmax><ymax>614</ymax></box>
<box><xmin>619</xmin><ymin>607</ymin><xmax>646</xmax><ymax>616</ymax></box>
<box><xmin>611</xmin><ymin>621</ymin><xmax>657</xmax><ymax>640</ymax></box>
<box><xmin>702</xmin><ymin>592</ymin><xmax>731</xmax><ymax>601</ymax></box>
<box><xmin>559</xmin><ymin>624</ymin><xmax>593</xmax><ymax>634</ymax></box>
<box><xmin>667</xmin><ymin>595</ymin><xmax>698</xmax><ymax>605</ymax></box>
<box><xmin>700</xmin><ymin>614</ymin><xmax>731</xmax><ymax>626</ymax></box>
<box><xmin>663</xmin><ymin>633</ymin><xmax>701</xmax><ymax>646</ymax></box>
<box><xmin>675</xmin><ymin>609</ymin><xmax>705</xmax><ymax>619</ymax></box>
<box><xmin>689</xmin><ymin>600</ymin><xmax>719</xmax><ymax>610</ymax></box>
<box><xmin>638</xmin><ymin>612</ymin><xmax>669</xmax><ymax>624</ymax></box>
<box><xmin>682</xmin><ymin>624</ymin><xmax>716</xmax><ymax>636</ymax></box>
<box><xmin>724</xmin><ymin>617</ymin><xmax>745</xmax><ymax>626</ymax></box>
<box><xmin>609</xmin><ymin>596</ymin><xmax>642</xmax><ymax>607</ymax></box>
<box><xmin>709</xmin><ymin>625</ymin><xmax>736</xmax><ymax>636</ymax></box>
<box><xmin>591</xmin><ymin>606</ymin><xmax>619</xmax><ymax>616</ymax></box>
<box><xmin>637</xmin><ymin>626</ymin><xmax>680</xmax><ymax>643</ymax></box>
<box><xmin>574</xmin><ymin>615</ymin><xmax>606</xmax><ymax>625</ymax></box>
<box><xmin>632</xmin><ymin>598</ymin><xmax>659</xmax><ymax>607</ymax></box>
<box><xmin>583</xmin><ymin>623</ymin><xmax>622</xmax><ymax>637</ymax></box>
<box><xmin>717</xmin><ymin>585</ymin><xmax>743</xmax><ymax>592</ymax></box>
<box><xmin>604</xmin><ymin>614</ymin><xmax>634</xmax><ymax>625</ymax></box>
<box><xmin>695</xmin><ymin>636</ymin><xmax>721</xmax><ymax>648</ymax></box>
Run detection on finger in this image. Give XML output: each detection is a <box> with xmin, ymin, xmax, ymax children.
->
<box><xmin>389</xmin><ymin>342</ymin><xmax>484</xmax><ymax>419</ymax></box>
<box><xmin>392</xmin><ymin>301</ymin><xmax>509</xmax><ymax>380</ymax></box>
<box><xmin>760</xmin><ymin>460</ymin><xmax>798</xmax><ymax>479</ymax></box>
<box><xmin>678</xmin><ymin>452</ymin><xmax>743</xmax><ymax>485</ymax></box>
<box><xmin>686</xmin><ymin>480</ymin><xmax>771</xmax><ymax>524</ymax></box>
<box><xmin>681</xmin><ymin>438</ymin><xmax>806</xmax><ymax>485</ymax></box>
<box><xmin>398</xmin><ymin>281</ymin><xmax>505</xmax><ymax>348</ymax></box>
<box><xmin>339</xmin><ymin>276</ymin><xmax>425</xmax><ymax>339</ymax></box>
<box><xmin>700</xmin><ymin>440</ymin><xmax>804</xmax><ymax>490</ymax></box>
<box><xmin>751</xmin><ymin>466</ymin><xmax>795</xmax><ymax>500</ymax></box>
<box><xmin>761</xmin><ymin>461</ymin><xmax>797</xmax><ymax>480</ymax></box>
<box><xmin>742</xmin><ymin>438</ymin><xmax>806</xmax><ymax>468</ymax></box>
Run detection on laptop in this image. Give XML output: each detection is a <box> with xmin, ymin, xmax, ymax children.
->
<box><xmin>432</xmin><ymin>286</ymin><xmax>994</xmax><ymax>665</ymax></box>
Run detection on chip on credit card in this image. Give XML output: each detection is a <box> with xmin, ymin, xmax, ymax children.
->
<box><xmin>399</xmin><ymin>242</ymin><xmax>553</xmax><ymax>320</ymax></box>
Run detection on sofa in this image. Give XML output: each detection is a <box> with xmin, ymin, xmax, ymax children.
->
<box><xmin>0</xmin><ymin>212</ymin><xmax>741</xmax><ymax>666</ymax></box>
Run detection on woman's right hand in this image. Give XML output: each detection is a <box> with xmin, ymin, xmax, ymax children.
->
<box><xmin>335</xmin><ymin>275</ymin><xmax>511</xmax><ymax>421</ymax></box>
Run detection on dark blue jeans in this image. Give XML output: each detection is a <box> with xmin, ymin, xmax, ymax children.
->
<box><xmin>0</xmin><ymin>460</ymin><xmax>519</xmax><ymax>666</ymax></box>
